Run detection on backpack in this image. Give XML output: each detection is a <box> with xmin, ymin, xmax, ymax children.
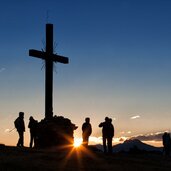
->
<box><xmin>14</xmin><ymin>118</ymin><xmax>19</xmax><ymax>129</ymax></box>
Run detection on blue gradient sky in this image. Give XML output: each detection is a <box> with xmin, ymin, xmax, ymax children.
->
<box><xmin>0</xmin><ymin>0</ymin><xmax>171</xmax><ymax>146</ymax></box>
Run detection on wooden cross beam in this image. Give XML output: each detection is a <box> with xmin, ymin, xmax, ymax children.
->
<box><xmin>29</xmin><ymin>24</ymin><xmax>69</xmax><ymax>119</ymax></box>
<box><xmin>29</xmin><ymin>50</ymin><xmax>68</xmax><ymax>64</ymax></box>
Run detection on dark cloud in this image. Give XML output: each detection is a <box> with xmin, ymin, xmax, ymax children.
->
<box><xmin>130</xmin><ymin>132</ymin><xmax>166</xmax><ymax>142</ymax></box>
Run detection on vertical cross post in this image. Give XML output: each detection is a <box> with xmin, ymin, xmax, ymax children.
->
<box><xmin>45</xmin><ymin>24</ymin><xmax>53</xmax><ymax>119</ymax></box>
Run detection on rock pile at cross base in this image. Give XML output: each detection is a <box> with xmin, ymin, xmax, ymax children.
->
<box><xmin>35</xmin><ymin>115</ymin><xmax>78</xmax><ymax>148</ymax></box>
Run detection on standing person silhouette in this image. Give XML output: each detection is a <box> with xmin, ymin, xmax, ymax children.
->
<box><xmin>14</xmin><ymin>112</ymin><xmax>25</xmax><ymax>147</ymax></box>
<box><xmin>28</xmin><ymin>116</ymin><xmax>38</xmax><ymax>148</ymax></box>
<box><xmin>82</xmin><ymin>117</ymin><xmax>92</xmax><ymax>146</ymax></box>
<box><xmin>162</xmin><ymin>132</ymin><xmax>171</xmax><ymax>157</ymax></box>
<box><xmin>99</xmin><ymin>117</ymin><xmax>114</xmax><ymax>153</ymax></box>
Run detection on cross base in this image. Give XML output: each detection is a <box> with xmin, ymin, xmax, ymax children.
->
<box><xmin>34</xmin><ymin>115</ymin><xmax>78</xmax><ymax>148</ymax></box>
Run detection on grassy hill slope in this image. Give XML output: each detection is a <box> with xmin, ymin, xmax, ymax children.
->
<box><xmin>0</xmin><ymin>145</ymin><xmax>170</xmax><ymax>171</ymax></box>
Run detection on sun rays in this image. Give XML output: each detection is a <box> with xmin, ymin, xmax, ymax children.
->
<box><xmin>56</xmin><ymin>138</ymin><xmax>98</xmax><ymax>171</ymax></box>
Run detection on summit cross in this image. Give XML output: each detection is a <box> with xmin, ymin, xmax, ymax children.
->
<box><xmin>29</xmin><ymin>24</ymin><xmax>69</xmax><ymax>119</ymax></box>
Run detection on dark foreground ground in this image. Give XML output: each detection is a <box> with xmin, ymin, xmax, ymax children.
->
<box><xmin>0</xmin><ymin>145</ymin><xmax>171</xmax><ymax>171</ymax></box>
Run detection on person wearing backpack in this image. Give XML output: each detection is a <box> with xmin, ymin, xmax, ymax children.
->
<box><xmin>14</xmin><ymin>112</ymin><xmax>25</xmax><ymax>147</ymax></box>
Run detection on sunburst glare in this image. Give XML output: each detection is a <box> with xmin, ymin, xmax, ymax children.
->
<box><xmin>73</xmin><ymin>138</ymin><xmax>82</xmax><ymax>147</ymax></box>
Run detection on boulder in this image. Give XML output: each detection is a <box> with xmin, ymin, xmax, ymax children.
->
<box><xmin>35</xmin><ymin>115</ymin><xmax>78</xmax><ymax>148</ymax></box>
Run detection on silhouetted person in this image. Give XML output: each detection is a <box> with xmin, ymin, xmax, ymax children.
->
<box><xmin>107</xmin><ymin>118</ymin><xmax>114</xmax><ymax>153</ymax></box>
<box><xmin>28</xmin><ymin>116</ymin><xmax>38</xmax><ymax>148</ymax></box>
<box><xmin>162</xmin><ymin>132</ymin><xmax>171</xmax><ymax>157</ymax></box>
<box><xmin>99</xmin><ymin>117</ymin><xmax>114</xmax><ymax>153</ymax></box>
<box><xmin>14</xmin><ymin>112</ymin><xmax>25</xmax><ymax>147</ymax></box>
<box><xmin>82</xmin><ymin>117</ymin><xmax>92</xmax><ymax>146</ymax></box>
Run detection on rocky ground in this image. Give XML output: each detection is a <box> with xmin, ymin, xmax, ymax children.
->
<box><xmin>0</xmin><ymin>145</ymin><xmax>171</xmax><ymax>171</ymax></box>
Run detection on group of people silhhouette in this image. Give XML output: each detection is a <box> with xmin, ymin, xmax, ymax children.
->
<box><xmin>14</xmin><ymin>112</ymin><xmax>38</xmax><ymax>148</ymax></box>
<box><xmin>14</xmin><ymin>112</ymin><xmax>115</xmax><ymax>153</ymax></box>
<box><xmin>81</xmin><ymin>117</ymin><xmax>114</xmax><ymax>153</ymax></box>
<box><xmin>14</xmin><ymin>112</ymin><xmax>171</xmax><ymax>156</ymax></box>
<box><xmin>99</xmin><ymin>117</ymin><xmax>114</xmax><ymax>153</ymax></box>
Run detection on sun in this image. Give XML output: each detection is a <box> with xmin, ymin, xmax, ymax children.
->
<box><xmin>73</xmin><ymin>138</ymin><xmax>82</xmax><ymax>147</ymax></box>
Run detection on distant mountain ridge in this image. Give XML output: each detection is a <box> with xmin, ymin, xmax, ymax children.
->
<box><xmin>96</xmin><ymin>139</ymin><xmax>163</xmax><ymax>153</ymax></box>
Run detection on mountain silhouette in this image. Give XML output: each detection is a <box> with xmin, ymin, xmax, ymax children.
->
<box><xmin>112</xmin><ymin>139</ymin><xmax>162</xmax><ymax>153</ymax></box>
<box><xmin>96</xmin><ymin>139</ymin><xmax>162</xmax><ymax>153</ymax></box>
